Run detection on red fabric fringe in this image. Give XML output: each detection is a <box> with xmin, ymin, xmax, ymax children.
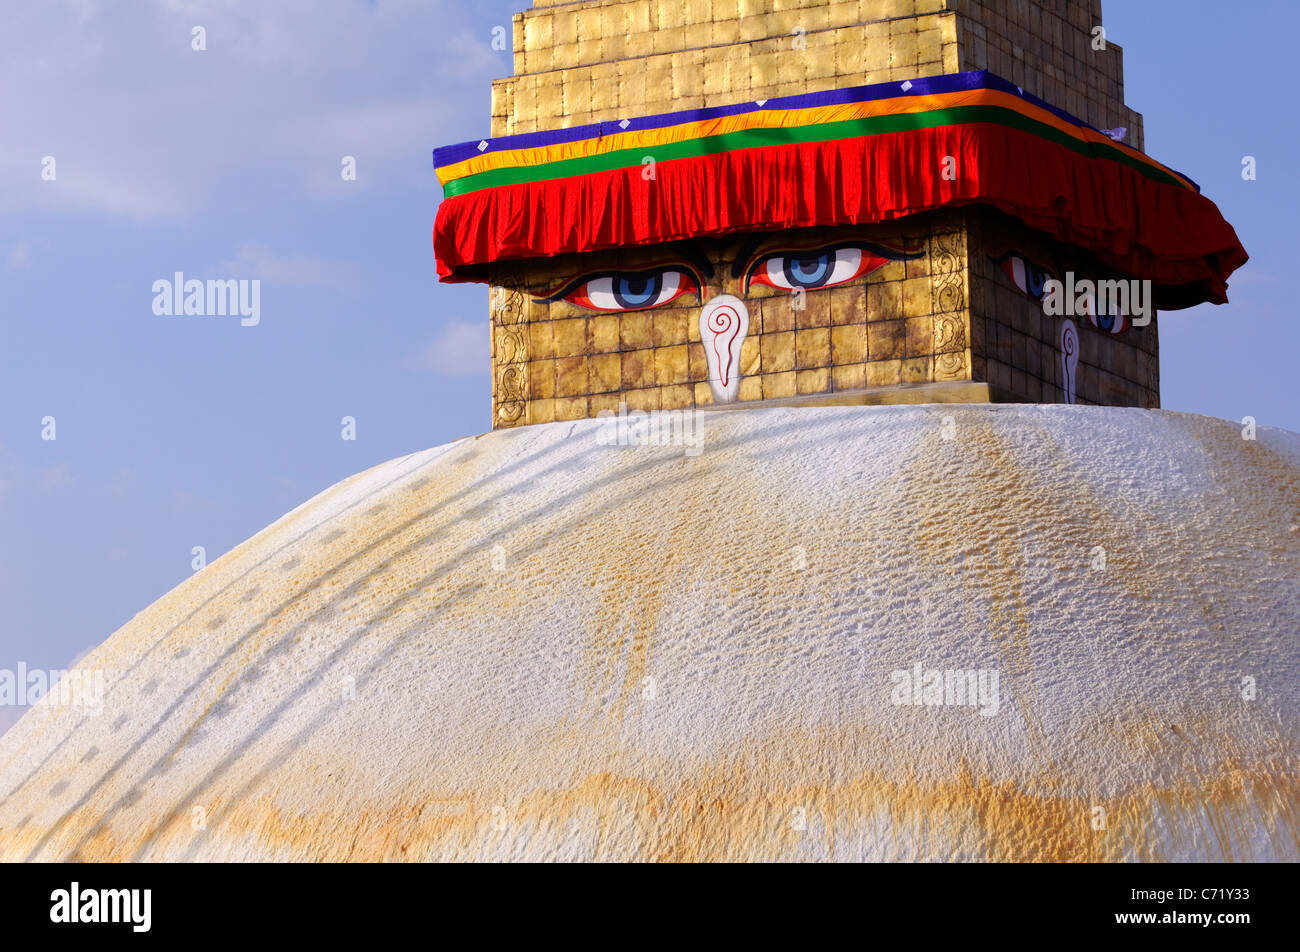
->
<box><xmin>434</xmin><ymin>123</ymin><xmax>1247</xmax><ymax>307</ymax></box>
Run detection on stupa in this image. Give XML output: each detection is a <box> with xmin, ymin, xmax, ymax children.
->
<box><xmin>0</xmin><ymin>2</ymin><xmax>1290</xmax><ymax>863</ymax></box>
<box><xmin>433</xmin><ymin>0</ymin><xmax>1245</xmax><ymax>427</ymax></box>
<box><xmin>0</xmin><ymin>407</ymin><xmax>1295</xmax><ymax>861</ymax></box>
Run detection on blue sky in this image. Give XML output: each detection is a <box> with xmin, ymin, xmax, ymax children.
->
<box><xmin>1</xmin><ymin>0</ymin><xmax>1296</xmax><ymax>733</ymax></box>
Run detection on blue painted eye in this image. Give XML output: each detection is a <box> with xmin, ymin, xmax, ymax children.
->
<box><xmin>563</xmin><ymin>270</ymin><xmax>698</xmax><ymax>311</ymax></box>
<box><xmin>784</xmin><ymin>254</ymin><xmax>833</xmax><ymax>288</ymax></box>
<box><xmin>1085</xmin><ymin>298</ymin><xmax>1131</xmax><ymax>335</ymax></box>
<box><xmin>750</xmin><ymin>248</ymin><xmax>888</xmax><ymax>292</ymax></box>
<box><xmin>613</xmin><ymin>274</ymin><xmax>662</xmax><ymax>309</ymax></box>
<box><xmin>1025</xmin><ymin>265</ymin><xmax>1048</xmax><ymax>299</ymax></box>
<box><xmin>1001</xmin><ymin>255</ymin><xmax>1054</xmax><ymax>302</ymax></box>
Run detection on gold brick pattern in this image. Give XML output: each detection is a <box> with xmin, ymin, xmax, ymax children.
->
<box><xmin>492</xmin><ymin>212</ymin><xmax>986</xmax><ymax>423</ymax></box>
<box><xmin>966</xmin><ymin>210</ymin><xmax>1159</xmax><ymax>408</ymax></box>
<box><xmin>482</xmin><ymin>0</ymin><xmax>1156</xmax><ymax>426</ymax></box>
<box><xmin>496</xmin><ymin>0</ymin><xmax>1138</xmax><ymax>141</ymax></box>
<box><xmin>950</xmin><ymin>0</ymin><xmax>1144</xmax><ymax>150</ymax></box>
<box><xmin>495</xmin><ymin>0</ymin><xmax>966</xmax><ymax>133</ymax></box>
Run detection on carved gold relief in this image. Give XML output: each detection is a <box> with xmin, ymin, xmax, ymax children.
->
<box><xmin>491</xmin><ymin>284</ymin><xmax>528</xmax><ymax>428</ymax></box>
<box><xmin>930</xmin><ymin>230</ymin><xmax>968</xmax><ymax>381</ymax></box>
<box><xmin>930</xmin><ymin>230</ymin><xmax>967</xmax><ymax>314</ymax></box>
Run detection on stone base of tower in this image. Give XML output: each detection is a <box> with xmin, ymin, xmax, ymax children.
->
<box><xmin>707</xmin><ymin>380</ymin><xmax>991</xmax><ymax>411</ymax></box>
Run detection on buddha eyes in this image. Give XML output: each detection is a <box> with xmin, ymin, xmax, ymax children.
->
<box><xmin>1084</xmin><ymin>300</ymin><xmax>1131</xmax><ymax>335</ymax></box>
<box><xmin>551</xmin><ymin>244</ymin><xmax>903</xmax><ymax>310</ymax></box>
<box><xmin>561</xmin><ymin>269</ymin><xmax>699</xmax><ymax>311</ymax></box>
<box><xmin>748</xmin><ymin>246</ymin><xmax>890</xmax><ymax>292</ymax></box>
<box><xmin>996</xmin><ymin>251</ymin><xmax>1135</xmax><ymax>334</ymax></box>
<box><xmin>1001</xmin><ymin>254</ymin><xmax>1055</xmax><ymax>302</ymax></box>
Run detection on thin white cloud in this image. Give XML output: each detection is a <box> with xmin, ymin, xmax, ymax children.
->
<box><xmin>218</xmin><ymin>242</ymin><xmax>360</xmax><ymax>293</ymax></box>
<box><xmin>6</xmin><ymin>240</ymin><xmax>32</xmax><ymax>270</ymax></box>
<box><xmin>0</xmin><ymin>0</ymin><xmax>502</xmax><ymax>220</ymax></box>
<box><xmin>65</xmin><ymin>644</ymin><xmax>97</xmax><ymax>669</ymax></box>
<box><xmin>169</xmin><ymin>487</ymin><xmax>203</xmax><ymax>513</ymax></box>
<box><xmin>416</xmin><ymin>319</ymin><xmax>487</xmax><ymax>376</ymax></box>
<box><xmin>38</xmin><ymin>464</ymin><xmax>74</xmax><ymax>493</ymax></box>
<box><xmin>0</xmin><ymin>445</ymin><xmax>14</xmax><ymax>513</ymax></box>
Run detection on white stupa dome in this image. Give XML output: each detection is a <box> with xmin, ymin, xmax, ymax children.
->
<box><xmin>1</xmin><ymin>404</ymin><xmax>1296</xmax><ymax>861</ymax></box>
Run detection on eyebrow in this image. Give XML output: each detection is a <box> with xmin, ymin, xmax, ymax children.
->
<box><xmin>666</xmin><ymin>240</ymin><xmax>715</xmax><ymax>279</ymax></box>
<box><xmin>538</xmin><ymin>241</ymin><xmax>716</xmax><ymax>302</ymax></box>
<box><xmin>731</xmin><ymin>235</ymin><xmax>771</xmax><ymax>279</ymax></box>
<box><xmin>989</xmin><ymin>248</ymin><xmax>1058</xmax><ymax>274</ymax></box>
<box><xmin>732</xmin><ymin>237</ymin><xmax>924</xmax><ymax>279</ymax></box>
